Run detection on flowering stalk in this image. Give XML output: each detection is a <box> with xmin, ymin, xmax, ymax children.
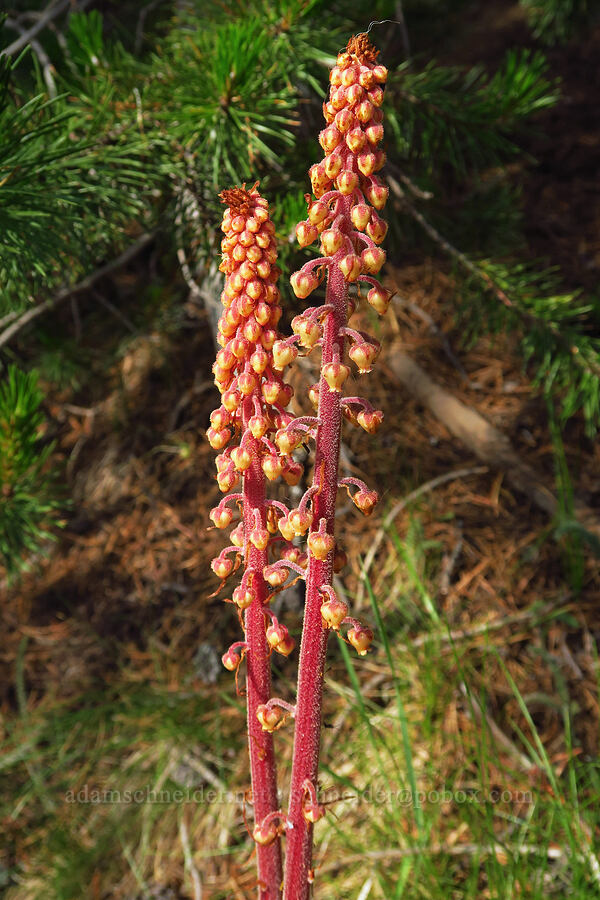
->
<box><xmin>283</xmin><ymin>35</ymin><xmax>390</xmax><ymax>899</ymax></box>
<box><xmin>209</xmin><ymin>184</ymin><xmax>301</xmax><ymax>899</ymax></box>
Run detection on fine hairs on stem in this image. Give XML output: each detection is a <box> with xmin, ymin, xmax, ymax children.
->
<box><xmin>207</xmin><ymin>34</ymin><xmax>390</xmax><ymax>900</ymax></box>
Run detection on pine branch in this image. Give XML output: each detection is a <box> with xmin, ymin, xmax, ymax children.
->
<box><xmin>0</xmin><ymin>233</ymin><xmax>155</xmax><ymax>349</ymax></box>
<box><xmin>388</xmin><ymin>175</ymin><xmax>600</xmax><ymax>431</ymax></box>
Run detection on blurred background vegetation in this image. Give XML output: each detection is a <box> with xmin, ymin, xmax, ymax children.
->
<box><xmin>1</xmin><ymin>1</ymin><xmax>600</xmax><ymax>898</ymax></box>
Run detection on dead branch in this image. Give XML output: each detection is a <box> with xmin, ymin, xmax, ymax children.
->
<box><xmin>387</xmin><ymin>349</ymin><xmax>600</xmax><ymax>536</ymax></box>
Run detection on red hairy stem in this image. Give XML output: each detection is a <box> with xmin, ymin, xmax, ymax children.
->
<box><xmin>283</xmin><ymin>199</ymin><xmax>352</xmax><ymax>899</ymax></box>
<box><xmin>282</xmin><ymin>33</ymin><xmax>389</xmax><ymax>898</ymax></box>
<box><xmin>243</xmin><ymin>402</ymin><xmax>284</xmax><ymax>898</ymax></box>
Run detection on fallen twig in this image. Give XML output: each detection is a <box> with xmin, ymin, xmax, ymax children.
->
<box><xmin>387</xmin><ymin>349</ymin><xmax>600</xmax><ymax>536</ymax></box>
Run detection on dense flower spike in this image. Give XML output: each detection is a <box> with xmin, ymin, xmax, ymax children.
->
<box><xmin>208</xmin><ymin>183</ymin><xmax>293</xmax><ymax>898</ymax></box>
<box><xmin>284</xmin><ymin>36</ymin><xmax>388</xmax><ymax>900</ymax></box>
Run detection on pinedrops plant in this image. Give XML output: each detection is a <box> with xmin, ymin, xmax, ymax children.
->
<box><xmin>207</xmin><ymin>35</ymin><xmax>390</xmax><ymax>899</ymax></box>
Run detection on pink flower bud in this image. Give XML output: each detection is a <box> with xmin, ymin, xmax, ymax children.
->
<box><xmin>239</xmin><ymin>228</ymin><xmax>256</xmax><ymax>246</ymax></box>
<box><xmin>266</xmin><ymin>621</ymin><xmax>289</xmax><ymax>649</ymax></box>
<box><xmin>243</xmin><ymin>318</ymin><xmax>262</xmax><ymax>343</ymax></box>
<box><xmin>296</xmin><ymin>221</ymin><xmax>319</xmax><ymax>248</ymax></box>
<box><xmin>215</xmin><ymin>347</ymin><xmax>236</xmax><ymax>369</ymax></box>
<box><xmin>266</xmin><ymin>505</ymin><xmax>282</xmax><ymax>534</ymax></box>
<box><xmin>291</xmin><ymin>315</ymin><xmax>320</xmax><ymax>348</ymax></box>
<box><xmin>361</xmin><ymin>247</ymin><xmax>386</xmax><ymax>275</ymax></box>
<box><xmin>336</xmin><ymin>170</ymin><xmax>359</xmax><ymax>195</ymax></box>
<box><xmin>366</xmin><ymin>212</ymin><xmax>388</xmax><ymax>244</ymax></box>
<box><xmin>341</xmin><ymin>65</ymin><xmax>358</xmax><ymax>86</ymax></box>
<box><xmin>261</xmin><ymin>380</ymin><xmax>281</xmax><ymax>404</ymax></box>
<box><xmin>278</xmin><ymin>383</ymin><xmax>294</xmax><ymax>407</ymax></box>
<box><xmin>348</xmin><ymin>341</ymin><xmax>380</xmax><ymax>373</ymax></box>
<box><xmin>330</xmin><ymin>86</ymin><xmax>347</xmax><ymax>110</ymax></box>
<box><xmin>365</xmin><ymin>123</ymin><xmax>384</xmax><ymax>145</ymax></box>
<box><xmin>272</xmin><ymin>340</ymin><xmax>298</xmax><ymax>370</ymax></box>
<box><xmin>365</xmin><ymin>180</ymin><xmax>389</xmax><ymax>209</ymax></box>
<box><xmin>307</xmin><ymin>199</ymin><xmax>330</xmax><ymax>225</ymax></box>
<box><xmin>373</xmin><ymin>149</ymin><xmax>386</xmax><ymax>172</ymax></box>
<box><xmin>221</xmin><ymin>389</ymin><xmax>241</xmax><ymax>412</ymax></box>
<box><xmin>250</xmin><ymin>346</ymin><xmax>269</xmax><ymax>374</ymax></box>
<box><xmin>248</xmin><ymin>413</ymin><xmax>269</xmax><ymax>439</ymax></box>
<box><xmin>254</xmin><ymin>301</ymin><xmax>271</xmax><ymax>326</ymax></box>
<box><xmin>320</xmin><ymin>595</ymin><xmax>348</xmax><ymax>629</ymax></box>
<box><xmin>232</xmin><ymin>244</ymin><xmax>246</xmax><ymax>263</ymax></box>
<box><xmin>264</xmin><ymin>565</ymin><xmax>288</xmax><ymax>587</ymax></box>
<box><xmin>346</xmin><ymin>83</ymin><xmax>365</xmax><ymax>106</ymax></box>
<box><xmin>321</xmin><ymin>228</ymin><xmax>344</xmax><ymax>256</ymax></box>
<box><xmin>356</xmin><ymin>98</ymin><xmax>374</xmax><ymax>124</ymax></box>
<box><xmin>262</xmin><ymin>453</ymin><xmax>284</xmax><ymax>481</ymax></box>
<box><xmin>206</xmin><ymin>425</ymin><xmax>232</xmax><ymax>450</ymax></box>
<box><xmin>350</xmin><ymin>202</ymin><xmax>371</xmax><ymax>230</ymax></box>
<box><xmin>367</xmin><ymin>284</ymin><xmax>392</xmax><ymax>315</ymax></box>
<box><xmin>353</xmin><ymin>489</ymin><xmax>379</xmax><ymax>515</ymax></box>
<box><xmin>209</xmin><ymin>506</ymin><xmax>233</xmax><ymax>529</ymax></box>
<box><xmin>302</xmin><ymin>798</ymin><xmax>325</xmax><ymax>824</ymax></box>
<box><xmin>230</xmin><ymin>523</ymin><xmax>245</xmax><ymax>547</ymax></box>
<box><xmin>334</xmin><ymin>108</ymin><xmax>354</xmax><ymax>133</ymax></box>
<box><xmin>320</xmin><ymin>125</ymin><xmax>343</xmax><ymax>153</ymax></box>
<box><xmin>323</xmin><ymin>153</ymin><xmax>343</xmax><ymax>180</ymax></box>
<box><xmin>359</xmin><ymin>69</ymin><xmax>375</xmax><ymax>90</ymax></box>
<box><xmin>233</xmin><ymin>585</ymin><xmax>256</xmax><ymax>610</ymax></box>
<box><xmin>230</xmin><ymin>446</ymin><xmax>252</xmax><ymax>471</ymax></box>
<box><xmin>249</xmin><ymin>526</ymin><xmax>270</xmax><ymax>550</ymax></box>
<box><xmin>288</xmin><ymin>508</ymin><xmax>313</xmax><ymax>536</ymax></box>
<box><xmin>257</xmin><ymin>704</ymin><xmax>282</xmax><ymax>732</ymax></box>
<box><xmin>357</xmin><ymin>150</ymin><xmax>377</xmax><ymax>177</ymax></box>
<box><xmin>215</xmin><ymin>452</ymin><xmax>231</xmax><ymax>473</ymax></box>
<box><xmin>238</xmin><ymin>371</ymin><xmax>258</xmax><ymax>396</ymax></box>
<box><xmin>246</xmin><ymin>278</ymin><xmax>264</xmax><ymax>301</ymax></box>
<box><xmin>212</xmin><ymin>555</ymin><xmax>235</xmax><ymax>579</ymax></box>
<box><xmin>275</xmin><ymin>429</ymin><xmax>304</xmax><ymax>455</ymax></box>
<box><xmin>253</xmin><ymin>821</ymin><xmax>279</xmax><ymax>846</ymax></box>
<box><xmin>278</xmin><ymin>515</ymin><xmax>296</xmax><ymax>542</ymax></box>
<box><xmin>322</xmin><ymin>361</ymin><xmax>350</xmax><ymax>392</ymax></box>
<box><xmin>339</xmin><ymin>253</ymin><xmax>362</xmax><ymax>282</ymax></box>
<box><xmin>261</xmin><ymin>328</ymin><xmax>277</xmax><ymax>351</ymax></box>
<box><xmin>347</xmin><ymin>624</ymin><xmax>374</xmax><ymax>655</ymax></box>
<box><xmin>222</xmin><ymin>646</ymin><xmax>242</xmax><ymax>671</ymax></box>
<box><xmin>323</xmin><ymin>100</ymin><xmax>336</xmax><ymax>122</ymax></box>
<box><xmin>290</xmin><ymin>270</ymin><xmax>319</xmax><ymax>299</ymax></box>
<box><xmin>357</xmin><ymin>408</ymin><xmax>384</xmax><ymax>434</ymax></box>
<box><xmin>273</xmin><ymin>411</ymin><xmax>294</xmax><ymax>429</ymax></box>
<box><xmin>307</xmin><ymin>530</ymin><xmax>335</xmax><ymax>561</ymax></box>
<box><xmin>330</xmin><ymin>66</ymin><xmax>342</xmax><ymax>86</ymax></box>
<box><xmin>346</xmin><ymin>127</ymin><xmax>367</xmax><ymax>153</ymax></box>
<box><xmin>217</xmin><ymin>468</ymin><xmax>239</xmax><ymax>492</ymax></box>
<box><xmin>368</xmin><ymin>85</ymin><xmax>384</xmax><ymax>107</ymax></box>
<box><xmin>239</xmin><ymin>260</ymin><xmax>257</xmax><ymax>282</ymax></box>
<box><xmin>275</xmin><ymin>635</ymin><xmax>295</xmax><ymax>657</ymax></box>
<box><xmin>372</xmin><ymin>64</ymin><xmax>388</xmax><ymax>84</ymax></box>
<box><xmin>281</xmin><ymin>544</ymin><xmax>302</xmax><ymax>565</ymax></box>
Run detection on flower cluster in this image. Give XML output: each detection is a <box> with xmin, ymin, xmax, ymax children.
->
<box><xmin>206</xmin><ymin>35</ymin><xmax>390</xmax><ymax>900</ymax></box>
<box><xmin>208</xmin><ymin>185</ymin><xmax>298</xmax><ymax>485</ymax></box>
<box><xmin>291</xmin><ymin>33</ymin><xmax>393</xmax><ymax>318</ymax></box>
